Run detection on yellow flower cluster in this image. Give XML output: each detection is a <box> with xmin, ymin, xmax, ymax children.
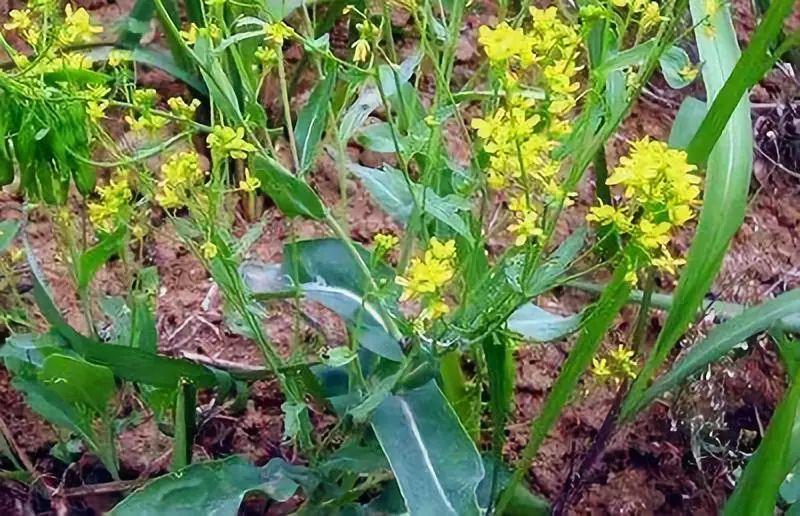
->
<box><xmin>156</xmin><ymin>152</ymin><xmax>205</xmax><ymax>209</ymax></box>
<box><xmin>167</xmin><ymin>97</ymin><xmax>200</xmax><ymax>119</ymax></box>
<box><xmin>126</xmin><ymin>89</ymin><xmax>167</xmax><ymax>134</ymax></box>
<box><xmin>87</xmin><ymin>174</ymin><xmax>132</xmax><ymax>233</ymax></box>
<box><xmin>586</xmin><ymin>138</ymin><xmax>701</xmax><ymax>279</ymax></box>
<box><xmin>60</xmin><ymin>4</ymin><xmax>103</xmax><ymax>45</ymax></box>
<box><xmin>591</xmin><ymin>345</ymin><xmax>638</xmax><ymax>384</ymax></box>
<box><xmin>471</xmin><ymin>7</ymin><xmax>582</xmax><ymax>247</ymax></box>
<box><xmin>207</xmin><ymin>126</ymin><xmax>257</xmax><ymax>160</ymax></box>
<box><xmin>395</xmin><ymin>238</ymin><xmax>457</xmax><ymax>322</ymax></box>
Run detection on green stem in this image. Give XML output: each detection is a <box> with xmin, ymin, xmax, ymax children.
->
<box><xmin>275</xmin><ymin>47</ymin><xmax>300</xmax><ymax>172</ymax></box>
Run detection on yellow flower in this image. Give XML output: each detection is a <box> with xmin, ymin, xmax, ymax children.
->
<box><xmin>107</xmin><ymin>49</ymin><xmax>131</xmax><ymax>67</ymax></box>
<box><xmin>207</xmin><ymin>126</ymin><xmax>257</xmax><ymax>160</ymax></box>
<box><xmin>4</xmin><ymin>9</ymin><xmax>32</xmax><ymax>31</ymax></box>
<box><xmin>167</xmin><ymin>97</ymin><xmax>200</xmax><ymax>119</ymax></box>
<box><xmin>200</xmin><ymin>241</ymin><xmax>218</xmax><ymax>260</ymax></box>
<box><xmin>180</xmin><ymin>23</ymin><xmax>198</xmax><ymax>45</ymax></box>
<box><xmin>639</xmin><ymin>2</ymin><xmax>664</xmax><ymax>32</ymax></box>
<box><xmin>592</xmin><ymin>346</ymin><xmax>638</xmax><ymax>384</ymax></box>
<box><xmin>374</xmin><ymin>233</ymin><xmax>399</xmax><ymax>253</ymax></box>
<box><xmin>477</xmin><ymin>23</ymin><xmax>535</xmax><ymax>67</ymax></box>
<box><xmin>61</xmin><ymin>4</ymin><xmax>103</xmax><ymax>45</ymax></box>
<box><xmin>156</xmin><ymin>151</ymin><xmax>204</xmax><ymax>208</ymax></box>
<box><xmin>419</xmin><ymin>299</ymin><xmax>450</xmax><ymax>321</ymax></box>
<box><xmin>637</xmin><ymin>219</ymin><xmax>671</xmax><ymax>249</ymax></box>
<box><xmin>125</xmin><ymin>112</ymin><xmax>168</xmax><ymax>133</ymax></box>
<box><xmin>87</xmin><ymin>176</ymin><xmax>133</xmax><ymax>233</ymax></box>
<box><xmin>508</xmin><ymin>209</ymin><xmax>543</xmax><ymax>247</ymax></box>
<box><xmin>264</xmin><ymin>22</ymin><xmax>296</xmax><ymax>45</ymax></box>
<box><xmin>395</xmin><ymin>237</ymin><xmax>457</xmax><ymax>302</ymax></box>
<box><xmin>86</xmin><ymin>100</ymin><xmax>108</xmax><ymax>121</ymax></box>
<box><xmin>255</xmin><ymin>46</ymin><xmax>278</xmax><ymax>69</ymax></box>
<box><xmin>352</xmin><ymin>39</ymin><xmax>370</xmax><ymax>63</ymax></box>
<box><xmin>678</xmin><ymin>64</ymin><xmax>699</xmax><ymax>83</ymax></box>
<box><xmin>133</xmin><ymin>88</ymin><xmax>158</xmax><ymax>107</ymax></box>
<box><xmin>238</xmin><ymin>168</ymin><xmax>261</xmax><ymax>192</ymax></box>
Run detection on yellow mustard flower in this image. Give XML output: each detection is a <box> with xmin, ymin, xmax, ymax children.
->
<box><xmin>200</xmin><ymin>241</ymin><xmax>218</xmax><ymax>260</ymax></box>
<box><xmin>207</xmin><ymin>126</ymin><xmax>257</xmax><ymax>160</ymax></box>
<box><xmin>352</xmin><ymin>39</ymin><xmax>370</xmax><ymax>63</ymax></box>
<box><xmin>374</xmin><ymin>233</ymin><xmax>399</xmax><ymax>253</ymax></box>
<box><xmin>238</xmin><ymin>168</ymin><xmax>261</xmax><ymax>192</ymax></box>
<box><xmin>4</xmin><ymin>9</ymin><xmax>32</xmax><ymax>31</ymax></box>
<box><xmin>87</xmin><ymin>176</ymin><xmax>132</xmax><ymax>233</ymax></box>
<box><xmin>86</xmin><ymin>100</ymin><xmax>108</xmax><ymax>122</ymax></box>
<box><xmin>156</xmin><ymin>151</ymin><xmax>204</xmax><ymax>209</ymax></box>
<box><xmin>167</xmin><ymin>97</ymin><xmax>200</xmax><ymax>119</ymax></box>
<box><xmin>61</xmin><ymin>4</ymin><xmax>103</xmax><ymax>45</ymax></box>
<box><xmin>107</xmin><ymin>49</ymin><xmax>131</xmax><ymax>67</ymax></box>
<box><xmin>180</xmin><ymin>23</ymin><xmax>198</xmax><ymax>45</ymax></box>
<box><xmin>264</xmin><ymin>22</ymin><xmax>296</xmax><ymax>46</ymax></box>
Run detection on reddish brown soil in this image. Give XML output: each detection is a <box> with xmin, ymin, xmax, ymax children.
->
<box><xmin>2</xmin><ymin>0</ymin><xmax>800</xmax><ymax>514</ymax></box>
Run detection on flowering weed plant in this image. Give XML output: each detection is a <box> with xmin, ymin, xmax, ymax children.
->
<box><xmin>1</xmin><ymin>0</ymin><xmax>799</xmax><ymax>513</ymax></box>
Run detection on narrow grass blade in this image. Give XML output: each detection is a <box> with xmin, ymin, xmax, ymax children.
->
<box><xmin>724</xmin><ymin>366</ymin><xmax>800</xmax><ymax>514</ymax></box>
<box><xmin>685</xmin><ymin>0</ymin><xmax>797</xmax><ymax>164</ymax></box>
<box><xmin>622</xmin><ymin>0</ymin><xmax>754</xmax><ymax>420</ymax></box>
<box><xmin>497</xmin><ymin>259</ymin><xmax>632</xmax><ymax>513</ymax></box>
<box><xmin>630</xmin><ymin>288</ymin><xmax>800</xmax><ymax>414</ymax></box>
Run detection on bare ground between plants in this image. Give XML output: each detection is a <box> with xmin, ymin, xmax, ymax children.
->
<box><xmin>2</xmin><ymin>0</ymin><xmax>800</xmax><ymax>513</ymax></box>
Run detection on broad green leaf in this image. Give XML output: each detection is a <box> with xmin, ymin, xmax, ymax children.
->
<box><xmin>371</xmin><ymin>380</ymin><xmax>484</xmax><ymax>516</ymax></box>
<box><xmin>357</xmin><ymin>121</ymin><xmax>409</xmax><ymax>153</ymax></box>
<box><xmin>241</xmin><ymin>260</ymin><xmax>403</xmax><ymax>361</ymax></box>
<box><xmin>507</xmin><ymin>304</ymin><xmax>581</xmax><ymax>342</ymax></box>
<box><xmin>76</xmin><ymin>227</ymin><xmax>126</xmax><ymax>290</ymax></box>
<box><xmin>478</xmin><ymin>456</ymin><xmax>550</xmax><ymax>515</ymax></box>
<box><xmin>38</xmin><ymin>354</ymin><xmax>115</xmax><ymax>414</ymax></box>
<box><xmin>295</xmin><ymin>67</ymin><xmax>336</xmax><ymax>171</ymax></box>
<box><xmin>0</xmin><ymin>219</ymin><xmax>20</xmax><ymax>253</ymax></box>
<box><xmin>265</xmin><ymin>0</ymin><xmax>303</xmax><ymax>19</ymax></box>
<box><xmin>11</xmin><ymin>376</ymin><xmax>118</xmax><ymax>477</ymax></box>
<box><xmin>782</xmin><ymin>461</ymin><xmax>800</xmax><ymax>505</ymax></box>
<box><xmin>659</xmin><ymin>46</ymin><xmax>695</xmax><ymax>89</ymax></box>
<box><xmin>319</xmin><ymin>440</ymin><xmax>389</xmax><ymax>475</ymax></box>
<box><xmin>252</xmin><ymin>153</ymin><xmax>326</xmax><ymax>220</ymax></box>
<box><xmin>339</xmin><ymin>53</ymin><xmax>422</xmax><ymax>142</ymax></box>
<box><xmin>632</xmin><ymin>288</ymin><xmax>800</xmax><ymax>415</ymax></box>
<box><xmin>724</xmin><ymin>366</ymin><xmax>800</xmax><ymax>514</ymax></box>
<box><xmin>28</xmin><ymin>263</ymin><xmax>226</xmax><ymax>389</ymax></box>
<box><xmin>282</xmin><ymin>238</ymin><xmax>393</xmax><ymax>295</ymax></box>
<box><xmin>669</xmin><ymin>97</ymin><xmax>706</xmax><ymax>149</ymax></box>
<box><xmin>131</xmin><ymin>48</ymin><xmax>207</xmax><ymax>94</ymax></box>
<box><xmin>348</xmin><ymin>163</ymin><xmax>474</xmax><ymax>243</ymax></box>
<box><xmin>110</xmin><ymin>456</ymin><xmax>306</xmax><ymax>515</ymax></box>
<box><xmin>0</xmin><ymin>332</ymin><xmax>66</xmax><ymax>374</ymax></box>
<box><xmin>622</xmin><ymin>0</ymin><xmax>754</xmax><ymax>420</ymax></box>
<box><xmin>193</xmin><ymin>34</ymin><xmax>242</xmax><ymax>122</ymax></box>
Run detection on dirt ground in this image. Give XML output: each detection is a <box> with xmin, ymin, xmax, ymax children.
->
<box><xmin>1</xmin><ymin>0</ymin><xmax>800</xmax><ymax>514</ymax></box>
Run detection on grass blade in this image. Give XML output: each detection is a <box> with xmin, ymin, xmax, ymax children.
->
<box><xmin>630</xmin><ymin>288</ymin><xmax>800</xmax><ymax>415</ymax></box>
<box><xmin>171</xmin><ymin>379</ymin><xmax>197</xmax><ymax>471</ymax></box>
<box><xmin>621</xmin><ymin>0</ymin><xmax>754</xmax><ymax>420</ymax></box>
<box><xmin>685</xmin><ymin>0</ymin><xmax>797</xmax><ymax>164</ymax></box>
<box><xmin>724</xmin><ymin>365</ymin><xmax>800</xmax><ymax>514</ymax></box>
<box><xmin>497</xmin><ymin>258</ymin><xmax>632</xmax><ymax>512</ymax></box>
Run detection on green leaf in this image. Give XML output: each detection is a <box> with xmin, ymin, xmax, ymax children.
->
<box><xmin>28</xmin><ymin>262</ymin><xmax>226</xmax><ymax>389</ymax></box>
<box><xmin>43</xmin><ymin>68</ymin><xmax>111</xmax><ymax>86</ymax></box>
<box><xmin>193</xmin><ymin>34</ymin><xmax>242</xmax><ymax>122</ymax></box>
<box><xmin>478</xmin><ymin>456</ymin><xmax>550</xmax><ymax>515</ymax></box>
<box><xmin>685</xmin><ymin>0</ymin><xmax>796</xmax><ymax>164</ymax></box>
<box><xmin>38</xmin><ymin>354</ymin><xmax>116</xmax><ymax>414</ymax></box>
<box><xmin>110</xmin><ymin>456</ymin><xmax>305</xmax><ymax>515</ymax></box>
<box><xmin>348</xmin><ymin>163</ymin><xmax>474</xmax><ymax>243</ymax></box>
<box><xmin>507</xmin><ymin>304</ymin><xmax>581</xmax><ymax>342</ymax></box>
<box><xmin>659</xmin><ymin>46</ymin><xmax>695</xmax><ymax>89</ymax></box>
<box><xmin>265</xmin><ymin>0</ymin><xmax>303</xmax><ymax>20</ymax></box>
<box><xmin>482</xmin><ymin>335</ymin><xmax>515</xmax><ymax>490</ymax></box>
<box><xmin>295</xmin><ymin>67</ymin><xmax>336</xmax><ymax>171</ymax></box>
<box><xmin>621</xmin><ymin>0</ymin><xmax>754</xmax><ymax>420</ymax></box>
<box><xmin>252</xmin><ymin>153</ymin><xmax>326</xmax><ymax>220</ymax></box>
<box><xmin>131</xmin><ymin>48</ymin><xmax>207</xmax><ymax>94</ymax></box>
<box><xmin>171</xmin><ymin>379</ymin><xmax>196</xmax><ymax>471</ymax></box>
<box><xmin>724</xmin><ymin>366</ymin><xmax>800</xmax><ymax>514</ymax></box>
<box><xmin>356</xmin><ymin>122</ymin><xmax>408</xmax><ymax>153</ymax></box>
<box><xmin>781</xmin><ymin>461</ymin><xmax>800</xmax><ymax>504</ymax></box>
<box><xmin>241</xmin><ymin>261</ymin><xmax>403</xmax><ymax>362</ymax></box>
<box><xmin>631</xmin><ymin>288</ymin><xmax>800</xmax><ymax>415</ymax></box>
<box><xmin>371</xmin><ymin>380</ymin><xmax>484</xmax><ymax>516</ymax></box>
<box><xmin>0</xmin><ymin>219</ymin><xmax>21</xmax><ymax>253</ymax></box>
<box><xmin>668</xmin><ymin>97</ymin><xmax>706</xmax><ymax>149</ymax></box>
<box><xmin>76</xmin><ymin>227</ymin><xmax>126</xmax><ymax>290</ymax></box>
<box><xmin>11</xmin><ymin>375</ymin><xmax>118</xmax><ymax>477</ymax></box>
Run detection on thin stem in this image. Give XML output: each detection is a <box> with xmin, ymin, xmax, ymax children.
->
<box><xmin>275</xmin><ymin>47</ymin><xmax>301</xmax><ymax>172</ymax></box>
